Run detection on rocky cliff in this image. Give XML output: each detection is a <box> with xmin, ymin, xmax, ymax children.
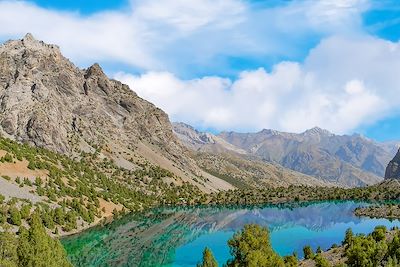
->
<box><xmin>385</xmin><ymin>148</ymin><xmax>400</xmax><ymax>179</ymax></box>
<box><xmin>0</xmin><ymin>34</ymin><xmax>233</xmax><ymax>192</ymax></box>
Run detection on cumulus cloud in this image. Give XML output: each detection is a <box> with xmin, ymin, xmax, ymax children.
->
<box><xmin>0</xmin><ymin>0</ymin><xmax>397</xmax><ymax>134</ymax></box>
<box><xmin>115</xmin><ymin>35</ymin><xmax>399</xmax><ymax>134</ymax></box>
<box><xmin>0</xmin><ymin>0</ymin><xmax>368</xmax><ymax>74</ymax></box>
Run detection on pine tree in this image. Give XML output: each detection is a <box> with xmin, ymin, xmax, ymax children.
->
<box><xmin>303</xmin><ymin>245</ymin><xmax>314</xmax><ymax>260</ymax></box>
<box><xmin>197</xmin><ymin>247</ymin><xmax>218</xmax><ymax>267</ymax></box>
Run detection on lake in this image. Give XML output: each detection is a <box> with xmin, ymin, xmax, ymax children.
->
<box><xmin>62</xmin><ymin>201</ymin><xmax>400</xmax><ymax>267</ymax></box>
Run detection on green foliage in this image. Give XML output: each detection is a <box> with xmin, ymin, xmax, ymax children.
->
<box><xmin>9</xmin><ymin>207</ymin><xmax>21</xmax><ymax>226</ymax></box>
<box><xmin>0</xmin><ymin>153</ymin><xmax>13</xmax><ymax>163</ymax></box>
<box><xmin>226</xmin><ymin>224</ymin><xmax>285</xmax><ymax>267</ymax></box>
<box><xmin>16</xmin><ymin>212</ymin><xmax>72</xmax><ymax>267</ymax></box>
<box><xmin>0</xmin><ymin>219</ymin><xmax>72</xmax><ymax>267</ymax></box>
<box><xmin>2</xmin><ymin>175</ymin><xmax>11</xmax><ymax>181</ymax></box>
<box><xmin>197</xmin><ymin>247</ymin><xmax>218</xmax><ymax>267</ymax></box>
<box><xmin>345</xmin><ymin>226</ymin><xmax>392</xmax><ymax>267</ymax></box>
<box><xmin>343</xmin><ymin>228</ymin><xmax>354</xmax><ymax>246</ymax></box>
<box><xmin>303</xmin><ymin>245</ymin><xmax>314</xmax><ymax>260</ymax></box>
<box><xmin>20</xmin><ymin>205</ymin><xmax>31</xmax><ymax>220</ymax></box>
<box><xmin>314</xmin><ymin>254</ymin><xmax>331</xmax><ymax>267</ymax></box>
<box><xmin>0</xmin><ymin>231</ymin><xmax>18</xmax><ymax>267</ymax></box>
<box><xmin>371</xmin><ymin>225</ymin><xmax>387</xmax><ymax>242</ymax></box>
<box><xmin>283</xmin><ymin>254</ymin><xmax>298</xmax><ymax>267</ymax></box>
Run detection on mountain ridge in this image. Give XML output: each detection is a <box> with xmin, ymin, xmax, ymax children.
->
<box><xmin>174</xmin><ymin>122</ymin><xmax>398</xmax><ymax>187</ymax></box>
<box><xmin>0</xmin><ymin>34</ymin><xmax>233</xmax><ymax>193</ymax></box>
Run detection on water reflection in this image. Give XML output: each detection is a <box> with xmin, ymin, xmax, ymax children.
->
<box><xmin>62</xmin><ymin>201</ymin><xmax>400</xmax><ymax>267</ymax></box>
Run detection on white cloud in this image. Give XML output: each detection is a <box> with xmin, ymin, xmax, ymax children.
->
<box><xmin>0</xmin><ymin>0</ymin><xmax>369</xmax><ymax>73</ymax></box>
<box><xmin>1</xmin><ymin>0</ymin><xmax>397</xmax><ymax>134</ymax></box>
<box><xmin>115</xmin><ymin>35</ymin><xmax>400</xmax><ymax>134</ymax></box>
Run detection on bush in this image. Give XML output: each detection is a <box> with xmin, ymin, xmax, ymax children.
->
<box><xmin>303</xmin><ymin>245</ymin><xmax>314</xmax><ymax>260</ymax></box>
<box><xmin>284</xmin><ymin>254</ymin><xmax>299</xmax><ymax>267</ymax></box>
<box><xmin>371</xmin><ymin>226</ymin><xmax>387</xmax><ymax>242</ymax></box>
<box><xmin>9</xmin><ymin>207</ymin><xmax>21</xmax><ymax>226</ymax></box>
<box><xmin>226</xmin><ymin>224</ymin><xmax>285</xmax><ymax>267</ymax></box>
<box><xmin>0</xmin><ymin>153</ymin><xmax>13</xmax><ymax>163</ymax></box>
<box><xmin>197</xmin><ymin>247</ymin><xmax>218</xmax><ymax>267</ymax></box>
<box><xmin>314</xmin><ymin>254</ymin><xmax>330</xmax><ymax>267</ymax></box>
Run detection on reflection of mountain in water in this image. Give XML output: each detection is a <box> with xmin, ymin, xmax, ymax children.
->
<box><xmin>62</xmin><ymin>201</ymin><xmax>365</xmax><ymax>266</ymax></box>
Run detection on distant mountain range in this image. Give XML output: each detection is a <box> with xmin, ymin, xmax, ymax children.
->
<box><xmin>174</xmin><ymin>122</ymin><xmax>399</xmax><ymax>187</ymax></box>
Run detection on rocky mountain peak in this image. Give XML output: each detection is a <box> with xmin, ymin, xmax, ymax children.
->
<box><xmin>302</xmin><ymin>127</ymin><xmax>332</xmax><ymax>137</ymax></box>
<box><xmin>22</xmin><ymin>33</ymin><xmax>35</xmax><ymax>42</ymax></box>
<box><xmin>260</xmin><ymin>129</ymin><xmax>281</xmax><ymax>136</ymax></box>
<box><xmin>0</xmin><ymin>35</ymin><xmax>204</xmax><ymax>182</ymax></box>
<box><xmin>2</xmin><ymin>33</ymin><xmax>61</xmax><ymax>55</ymax></box>
<box><xmin>85</xmin><ymin>63</ymin><xmax>106</xmax><ymax>78</ymax></box>
<box><xmin>385</xmin><ymin>148</ymin><xmax>400</xmax><ymax>179</ymax></box>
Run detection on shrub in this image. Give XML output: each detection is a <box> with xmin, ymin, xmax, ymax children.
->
<box><xmin>226</xmin><ymin>224</ymin><xmax>285</xmax><ymax>267</ymax></box>
<box><xmin>197</xmin><ymin>247</ymin><xmax>218</xmax><ymax>267</ymax></box>
<box><xmin>303</xmin><ymin>245</ymin><xmax>314</xmax><ymax>260</ymax></box>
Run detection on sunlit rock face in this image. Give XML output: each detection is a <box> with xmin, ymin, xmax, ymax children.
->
<box><xmin>385</xmin><ymin>148</ymin><xmax>400</xmax><ymax>179</ymax></box>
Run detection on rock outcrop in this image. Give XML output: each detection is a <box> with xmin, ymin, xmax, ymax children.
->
<box><xmin>0</xmin><ymin>34</ymin><xmax>235</xmax><ymax>192</ymax></box>
<box><xmin>385</xmin><ymin>148</ymin><xmax>400</xmax><ymax>179</ymax></box>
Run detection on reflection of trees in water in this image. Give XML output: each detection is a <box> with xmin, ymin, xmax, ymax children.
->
<box><xmin>62</xmin><ymin>201</ymin><xmax>366</xmax><ymax>266</ymax></box>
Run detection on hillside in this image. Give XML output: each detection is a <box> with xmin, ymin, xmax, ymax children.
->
<box><xmin>0</xmin><ymin>34</ymin><xmax>233</xmax><ymax>193</ymax></box>
<box><xmin>173</xmin><ymin>123</ymin><xmax>331</xmax><ymax>188</ymax></box>
<box><xmin>174</xmin><ymin>123</ymin><xmax>397</xmax><ymax>187</ymax></box>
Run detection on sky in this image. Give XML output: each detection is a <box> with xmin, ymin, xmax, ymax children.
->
<box><xmin>0</xmin><ymin>0</ymin><xmax>400</xmax><ymax>141</ymax></box>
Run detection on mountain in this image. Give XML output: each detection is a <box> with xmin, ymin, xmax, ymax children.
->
<box><xmin>173</xmin><ymin>122</ymin><xmax>247</xmax><ymax>154</ymax></box>
<box><xmin>0</xmin><ymin>34</ymin><xmax>233</xmax><ymax>193</ymax></box>
<box><xmin>173</xmin><ymin>123</ymin><xmax>333</xmax><ymax>188</ymax></box>
<box><xmin>385</xmin><ymin>148</ymin><xmax>400</xmax><ymax>179</ymax></box>
<box><xmin>174</xmin><ymin>123</ymin><xmax>398</xmax><ymax>187</ymax></box>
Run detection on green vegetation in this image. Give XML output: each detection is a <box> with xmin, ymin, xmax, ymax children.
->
<box><xmin>3</xmin><ymin>136</ymin><xmax>400</xmax><ymax>266</ymax></box>
<box><xmin>201</xmin><ymin>168</ymin><xmax>250</xmax><ymax>190</ymax></box>
<box><xmin>197</xmin><ymin>247</ymin><xmax>218</xmax><ymax>267</ymax></box>
<box><xmin>0</xmin><ymin>136</ymin><xmax>208</xmax><ymax>266</ymax></box>
<box><xmin>343</xmin><ymin>225</ymin><xmax>400</xmax><ymax>267</ymax></box>
<box><xmin>209</xmin><ymin>182</ymin><xmax>400</xmax><ymax>206</ymax></box>
<box><xmin>226</xmin><ymin>224</ymin><xmax>285</xmax><ymax>267</ymax></box>
<box><xmin>0</xmin><ymin>136</ymin><xmax>205</xmax><ymax>233</ymax></box>
<box><xmin>303</xmin><ymin>245</ymin><xmax>314</xmax><ymax>260</ymax></box>
<box><xmin>314</xmin><ymin>254</ymin><xmax>330</xmax><ymax>267</ymax></box>
<box><xmin>0</xmin><ymin>211</ymin><xmax>71</xmax><ymax>267</ymax></box>
<box><xmin>200</xmin><ymin>224</ymin><xmax>400</xmax><ymax>267</ymax></box>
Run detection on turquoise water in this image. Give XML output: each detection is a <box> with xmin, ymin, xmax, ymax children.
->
<box><xmin>62</xmin><ymin>201</ymin><xmax>400</xmax><ymax>267</ymax></box>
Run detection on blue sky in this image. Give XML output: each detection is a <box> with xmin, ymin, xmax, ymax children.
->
<box><xmin>1</xmin><ymin>0</ymin><xmax>400</xmax><ymax>141</ymax></box>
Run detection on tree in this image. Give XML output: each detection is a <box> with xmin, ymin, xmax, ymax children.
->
<box><xmin>345</xmin><ymin>235</ymin><xmax>387</xmax><ymax>267</ymax></box>
<box><xmin>283</xmin><ymin>254</ymin><xmax>298</xmax><ymax>267</ymax></box>
<box><xmin>371</xmin><ymin>226</ymin><xmax>386</xmax><ymax>242</ymax></box>
<box><xmin>9</xmin><ymin>207</ymin><xmax>21</xmax><ymax>226</ymax></box>
<box><xmin>303</xmin><ymin>245</ymin><xmax>314</xmax><ymax>260</ymax></box>
<box><xmin>314</xmin><ymin>254</ymin><xmax>330</xmax><ymax>267</ymax></box>
<box><xmin>343</xmin><ymin>228</ymin><xmax>354</xmax><ymax>246</ymax></box>
<box><xmin>0</xmin><ymin>231</ymin><xmax>18</xmax><ymax>267</ymax></box>
<box><xmin>226</xmin><ymin>224</ymin><xmax>285</xmax><ymax>267</ymax></box>
<box><xmin>17</xmin><ymin>211</ymin><xmax>72</xmax><ymax>267</ymax></box>
<box><xmin>197</xmin><ymin>247</ymin><xmax>218</xmax><ymax>267</ymax></box>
